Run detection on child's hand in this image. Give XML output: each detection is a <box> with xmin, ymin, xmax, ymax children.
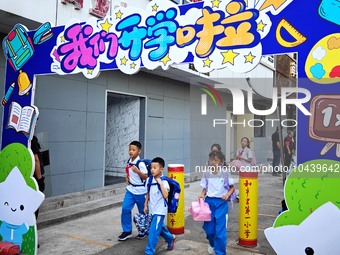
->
<box><xmin>131</xmin><ymin>165</ymin><xmax>139</xmax><ymax>173</ymax></box>
<box><xmin>222</xmin><ymin>193</ymin><xmax>230</xmax><ymax>201</ymax></box>
<box><xmin>144</xmin><ymin>206</ymin><xmax>148</xmax><ymax>214</ymax></box>
<box><xmin>198</xmin><ymin>194</ymin><xmax>205</xmax><ymax>200</ymax></box>
<box><xmin>125</xmin><ymin>176</ymin><xmax>129</xmax><ymax>185</ymax></box>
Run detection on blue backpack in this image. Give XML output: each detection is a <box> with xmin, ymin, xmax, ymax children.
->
<box><xmin>127</xmin><ymin>159</ymin><xmax>152</xmax><ymax>187</ymax></box>
<box><xmin>135</xmin><ymin>159</ymin><xmax>152</xmax><ymax>177</ymax></box>
<box><xmin>127</xmin><ymin>159</ymin><xmax>152</xmax><ymax>177</ymax></box>
<box><xmin>147</xmin><ymin>176</ymin><xmax>181</xmax><ymax>213</ymax></box>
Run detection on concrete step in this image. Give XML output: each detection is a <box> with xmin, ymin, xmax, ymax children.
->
<box><xmin>39</xmin><ymin>183</ymin><xmax>126</xmax><ymax>213</ymax></box>
<box><xmin>37</xmin><ymin>183</ymin><xmax>127</xmax><ymax>229</ymax></box>
<box><xmin>37</xmin><ymin>193</ymin><xmax>125</xmax><ymax>229</ymax></box>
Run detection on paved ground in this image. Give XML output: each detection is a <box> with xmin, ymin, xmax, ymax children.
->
<box><xmin>37</xmin><ymin>172</ymin><xmax>284</xmax><ymax>255</ymax></box>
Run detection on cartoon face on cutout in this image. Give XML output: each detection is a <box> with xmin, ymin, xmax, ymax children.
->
<box><xmin>265</xmin><ymin>202</ymin><xmax>340</xmax><ymax>255</ymax></box>
<box><xmin>0</xmin><ymin>167</ymin><xmax>44</xmax><ymax>226</ymax></box>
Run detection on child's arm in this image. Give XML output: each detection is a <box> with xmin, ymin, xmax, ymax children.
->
<box><xmin>155</xmin><ymin>178</ymin><xmax>168</xmax><ymax>198</ymax></box>
<box><xmin>198</xmin><ymin>188</ymin><xmax>207</xmax><ymax>199</ymax></box>
<box><xmin>199</xmin><ymin>173</ymin><xmax>207</xmax><ymax>199</ymax></box>
<box><xmin>235</xmin><ymin>149</ymin><xmax>240</xmax><ymax>160</ymax></box>
<box><xmin>239</xmin><ymin>149</ymin><xmax>252</xmax><ymax>163</ymax></box>
<box><xmin>144</xmin><ymin>192</ymin><xmax>149</xmax><ymax>214</ymax></box>
<box><xmin>131</xmin><ymin>165</ymin><xmax>148</xmax><ymax>180</ymax></box>
<box><xmin>222</xmin><ymin>185</ymin><xmax>235</xmax><ymax>201</ymax></box>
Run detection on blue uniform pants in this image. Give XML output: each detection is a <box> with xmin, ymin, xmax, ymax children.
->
<box><xmin>203</xmin><ymin>197</ymin><xmax>229</xmax><ymax>255</ymax></box>
<box><xmin>121</xmin><ymin>189</ymin><xmax>146</xmax><ymax>232</ymax></box>
<box><xmin>145</xmin><ymin>214</ymin><xmax>173</xmax><ymax>255</ymax></box>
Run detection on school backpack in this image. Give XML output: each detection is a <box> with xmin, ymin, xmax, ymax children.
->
<box><xmin>136</xmin><ymin>159</ymin><xmax>152</xmax><ymax>177</ymax></box>
<box><xmin>147</xmin><ymin>176</ymin><xmax>181</xmax><ymax>213</ymax></box>
<box><xmin>126</xmin><ymin>159</ymin><xmax>152</xmax><ymax>185</ymax></box>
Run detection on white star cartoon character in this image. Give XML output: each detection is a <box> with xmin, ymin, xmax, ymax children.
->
<box><xmin>0</xmin><ymin>167</ymin><xmax>44</xmax><ymax>250</ymax></box>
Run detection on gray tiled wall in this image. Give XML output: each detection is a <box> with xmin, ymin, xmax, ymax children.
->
<box><xmin>33</xmin><ymin>70</ymin><xmax>197</xmax><ymax>197</ymax></box>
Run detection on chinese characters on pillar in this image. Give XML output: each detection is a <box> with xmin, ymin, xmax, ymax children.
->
<box><xmin>169</xmin><ymin>214</ymin><xmax>176</xmax><ymax>226</ymax></box>
<box><xmin>243</xmin><ymin>179</ymin><xmax>252</xmax><ymax>238</ymax></box>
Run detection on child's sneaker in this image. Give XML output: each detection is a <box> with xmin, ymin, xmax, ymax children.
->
<box><xmin>167</xmin><ymin>235</ymin><xmax>176</xmax><ymax>250</ymax></box>
<box><xmin>136</xmin><ymin>233</ymin><xmax>147</xmax><ymax>240</ymax></box>
<box><xmin>118</xmin><ymin>232</ymin><xmax>132</xmax><ymax>241</ymax></box>
<box><xmin>208</xmin><ymin>245</ymin><xmax>214</xmax><ymax>254</ymax></box>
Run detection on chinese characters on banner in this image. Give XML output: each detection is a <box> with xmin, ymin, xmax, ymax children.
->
<box><xmin>51</xmin><ymin>0</ymin><xmax>268</xmax><ymax>78</ymax></box>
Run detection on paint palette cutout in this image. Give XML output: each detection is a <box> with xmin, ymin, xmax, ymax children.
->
<box><xmin>305</xmin><ymin>33</ymin><xmax>340</xmax><ymax>84</ymax></box>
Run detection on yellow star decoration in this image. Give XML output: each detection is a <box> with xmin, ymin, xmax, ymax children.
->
<box><xmin>130</xmin><ymin>62</ymin><xmax>136</xmax><ymax>69</ymax></box>
<box><xmin>100</xmin><ymin>19</ymin><xmax>113</xmax><ymax>33</ymax></box>
<box><xmin>203</xmin><ymin>58</ymin><xmax>213</xmax><ymax>67</ymax></box>
<box><xmin>152</xmin><ymin>4</ymin><xmax>159</xmax><ymax>11</ymax></box>
<box><xmin>211</xmin><ymin>0</ymin><xmax>221</xmax><ymax>8</ymax></box>
<box><xmin>120</xmin><ymin>56</ymin><xmax>128</xmax><ymax>66</ymax></box>
<box><xmin>115</xmin><ymin>10</ymin><xmax>123</xmax><ymax>20</ymax></box>
<box><xmin>160</xmin><ymin>54</ymin><xmax>171</xmax><ymax>66</ymax></box>
<box><xmin>87</xmin><ymin>69</ymin><xmax>93</xmax><ymax>75</ymax></box>
<box><xmin>221</xmin><ymin>50</ymin><xmax>239</xmax><ymax>65</ymax></box>
<box><xmin>60</xmin><ymin>35</ymin><xmax>65</xmax><ymax>43</ymax></box>
<box><xmin>257</xmin><ymin>20</ymin><xmax>267</xmax><ymax>32</ymax></box>
<box><xmin>245</xmin><ymin>52</ymin><xmax>255</xmax><ymax>63</ymax></box>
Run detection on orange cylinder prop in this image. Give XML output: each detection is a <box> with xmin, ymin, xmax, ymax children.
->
<box><xmin>167</xmin><ymin>164</ymin><xmax>185</xmax><ymax>234</ymax></box>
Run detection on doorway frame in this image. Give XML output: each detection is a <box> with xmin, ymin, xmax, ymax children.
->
<box><xmin>103</xmin><ymin>89</ymin><xmax>147</xmax><ymax>185</ymax></box>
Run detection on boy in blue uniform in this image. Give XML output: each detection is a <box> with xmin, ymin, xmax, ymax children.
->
<box><xmin>144</xmin><ymin>157</ymin><xmax>176</xmax><ymax>255</ymax></box>
<box><xmin>118</xmin><ymin>141</ymin><xmax>148</xmax><ymax>241</ymax></box>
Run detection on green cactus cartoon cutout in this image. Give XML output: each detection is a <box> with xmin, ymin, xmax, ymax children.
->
<box><xmin>265</xmin><ymin>159</ymin><xmax>340</xmax><ymax>255</ymax></box>
<box><xmin>0</xmin><ymin>143</ymin><xmax>45</xmax><ymax>255</ymax></box>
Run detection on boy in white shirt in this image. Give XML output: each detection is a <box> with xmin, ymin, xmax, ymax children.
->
<box><xmin>199</xmin><ymin>150</ymin><xmax>235</xmax><ymax>255</ymax></box>
<box><xmin>144</xmin><ymin>157</ymin><xmax>176</xmax><ymax>255</ymax></box>
<box><xmin>118</xmin><ymin>141</ymin><xmax>148</xmax><ymax>241</ymax></box>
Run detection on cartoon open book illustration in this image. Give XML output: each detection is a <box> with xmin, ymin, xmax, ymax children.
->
<box><xmin>7</xmin><ymin>101</ymin><xmax>38</xmax><ymax>138</ymax></box>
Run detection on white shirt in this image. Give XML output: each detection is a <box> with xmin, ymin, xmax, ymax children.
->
<box><xmin>147</xmin><ymin>176</ymin><xmax>170</xmax><ymax>216</ymax></box>
<box><xmin>236</xmin><ymin>147</ymin><xmax>252</xmax><ymax>167</ymax></box>
<box><xmin>126</xmin><ymin>156</ymin><xmax>148</xmax><ymax>195</ymax></box>
<box><xmin>200</xmin><ymin>171</ymin><xmax>234</xmax><ymax>198</ymax></box>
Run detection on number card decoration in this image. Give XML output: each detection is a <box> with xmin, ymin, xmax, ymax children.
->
<box><xmin>309</xmin><ymin>95</ymin><xmax>340</xmax><ymax>157</ymax></box>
